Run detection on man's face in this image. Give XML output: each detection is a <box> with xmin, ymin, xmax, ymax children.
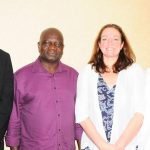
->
<box><xmin>38</xmin><ymin>31</ymin><xmax>64</xmax><ymax>64</ymax></box>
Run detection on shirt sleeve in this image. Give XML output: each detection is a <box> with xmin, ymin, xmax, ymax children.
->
<box><xmin>75</xmin><ymin>65</ymin><xmax>90</xmax><ymax>123</ymax></box>
<box><xmin>5</xmin><ymin>77</ymin><xmax>22</xmax><ymax>147</ymax></box>
<box><xmin>0</xmin><ymin>54</ymin><xmax>13</xmax><ymax>141</ymax></box>
<box><xmin>75</xmin><ymin>123</ymin><xmax>83</xmax><ymax>140</ymax></box>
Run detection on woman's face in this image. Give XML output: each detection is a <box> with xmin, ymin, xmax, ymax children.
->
<box><xmin>99</xmin><ymin>27</ymin><xmax>124</xmax><ymax>59</ymax></box>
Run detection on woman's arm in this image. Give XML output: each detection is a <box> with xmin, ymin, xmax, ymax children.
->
<box><xmin>80</xmin><ymin>118</ymin><xmax>116</xmax><ymax>150</ymax></box>
<box><xmin>115</xmin><ymin>112</ymin><xmax>144</xmax><ymax>150</ymax></box>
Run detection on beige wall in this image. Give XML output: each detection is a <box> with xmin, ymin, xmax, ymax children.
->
<box><xmin>1</xmin><ymin>0</ymin><xmax>150</xmax><ymax>149</ymax></box>
<box><xmin>0</xmin><ymin>0</ymin><xmax>150</xmax><ymax>72</ymax></box>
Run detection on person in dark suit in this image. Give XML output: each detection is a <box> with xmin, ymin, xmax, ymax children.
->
<box><xmin>0</xmin><ymin>49</ymin><xmax>13</xmax><ymax>150</ymax></box>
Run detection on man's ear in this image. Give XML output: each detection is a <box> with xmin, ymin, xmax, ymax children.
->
<box><xmin>37</xmin><ymin>42</ymin><xmax>40</xmax><ymax>52</ymax></box>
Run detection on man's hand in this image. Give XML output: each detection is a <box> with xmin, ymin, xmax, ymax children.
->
<box><xmin>10</xmin><ymin>147</ymin><xmax>19</xmax><ymax>150</ymax></box>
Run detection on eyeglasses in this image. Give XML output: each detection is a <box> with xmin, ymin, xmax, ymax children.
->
<box><xmin>41</xmin><ymin>41</ymin><xmax>64</xmax><ymax>48</ymax></box>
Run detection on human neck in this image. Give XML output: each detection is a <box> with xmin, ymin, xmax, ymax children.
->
<box><xmin>103</xmin><ymin>57</ymin><xmax>118</xmax><ymax>73</ymax></box>
<box><xmin>40</xmin><ymin>59</ymin><xmax>59</xmax><ymax>73</ymax></box>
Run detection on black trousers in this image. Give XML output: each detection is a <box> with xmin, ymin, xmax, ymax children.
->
<box><xmin>0</xmin><ymin>140</ymin><xmax>4</xmax><ymax>150</ymax></box>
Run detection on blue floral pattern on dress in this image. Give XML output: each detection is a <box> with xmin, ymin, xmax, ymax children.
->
<box><xmin>97</xmin><ymin>75</ymin><xmax>116</xmax><ymax>142</ymax></box>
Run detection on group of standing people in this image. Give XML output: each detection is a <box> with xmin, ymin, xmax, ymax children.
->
<box><xmin>0</xmin><ymin>24</ymin><xmax>149</xmax><ymax>150</ymax></box>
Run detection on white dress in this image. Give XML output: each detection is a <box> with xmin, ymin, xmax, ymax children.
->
<box><xmin>75</xmin><ymin>63</ymin><xmax>144</xmax><ymax>150</ymax></box>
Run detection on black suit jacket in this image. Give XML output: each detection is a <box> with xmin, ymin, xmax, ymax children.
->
<box><xmin>0</xmin><ymin>49</ymin><xmax>13</xmax><ymax>145</ymax></box>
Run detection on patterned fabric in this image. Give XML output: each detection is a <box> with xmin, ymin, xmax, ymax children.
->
<box><xmin>97</xmin><ymin>75</ymin><xmax>116</xmax><ymax>142</ymax></box>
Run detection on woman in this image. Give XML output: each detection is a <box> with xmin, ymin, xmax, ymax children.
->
<box><xmin>75</xmin><ymin>24</ymin><xmax>144</xmax><ymax>150</ymax></box>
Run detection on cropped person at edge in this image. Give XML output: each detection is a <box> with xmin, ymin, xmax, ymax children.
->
<box><xmin>0</xmin><ymin>49</ymin><xmax>13</xmax><ymax>150</ymax></box>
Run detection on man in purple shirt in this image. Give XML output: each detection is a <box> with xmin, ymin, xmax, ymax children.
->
<box><xmin>6</xmin><ymin>28</ymin><xmax>82</xmax><ymax>150</ymax></box>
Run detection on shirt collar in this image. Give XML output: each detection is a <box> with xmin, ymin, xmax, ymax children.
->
<box><xmin>32</xmin><ymin>57</ymin><xmax>67</xmax><ymax>74</ymax></box>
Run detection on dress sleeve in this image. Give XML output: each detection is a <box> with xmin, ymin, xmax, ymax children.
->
<box><xmin>75</xmin><ymin>65</ymin><xmax>90</xmax><ymax>123</ymax></box>
<box><xmin>138</xmin><ymin>68</ymin><xmax>150</xmax><ymax>149</ymax></box>
<box><xmin>132</xmin><ymin>64</ymin><xmax>145</xmax><ymax>114</ymax></box>
<box><xmin>144</xmin><ymin>69</ymin><xmax>150</xmax><ymax>108</ymax></box>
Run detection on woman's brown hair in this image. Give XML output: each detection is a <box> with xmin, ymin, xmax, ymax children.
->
<box><xmin>88</xmin><ymin>24</ymin><xmax>136</xmax><ymax>73</ymax></box>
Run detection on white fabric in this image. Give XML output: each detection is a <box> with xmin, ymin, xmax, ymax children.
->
<box><xmin>75</xmin><ymin>63</ymin><xmax>144</xmax><ymax>150</ymax></box>
<box><xmin>138</xmin><ymin>68</ymin><xmax>150</xmax><ymax>150</ymax></box>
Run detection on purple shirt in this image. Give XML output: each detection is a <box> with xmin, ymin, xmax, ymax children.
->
<box><xmin>6</xmin><ymin>58</ymin><xmax>82</xmax><ymax>150</ymax></box>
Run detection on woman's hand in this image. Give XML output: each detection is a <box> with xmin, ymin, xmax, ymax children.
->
<box><xmin>100</xmin><ymin>143</ymin><xmax>116</xmax><ymax>150</ymax></box>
